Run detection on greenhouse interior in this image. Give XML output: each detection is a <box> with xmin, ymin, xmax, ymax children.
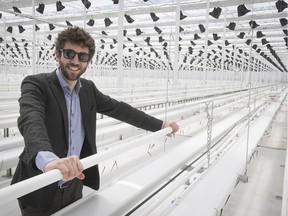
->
<box><xmin>0</xmin><ymin>0</ymin><xmax>287</xmax><ymax>215</ymax></box>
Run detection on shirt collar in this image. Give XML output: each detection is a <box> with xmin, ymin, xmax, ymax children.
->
<box><xmin>56</xmin><ymin>68</ymin><xmax>82</xmax><ymax>93</ymax></box>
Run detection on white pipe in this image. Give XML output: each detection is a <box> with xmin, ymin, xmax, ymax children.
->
<box><xmin>0</xmin><ymin>127</ymin><xmax>172</xmax><ymax>207</ymax></box>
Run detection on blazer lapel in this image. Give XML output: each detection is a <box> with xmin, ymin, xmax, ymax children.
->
<box><xmin>79</xmin><ymin>84</ymin><xmax>90</xmax><ymax>131</ymax></box>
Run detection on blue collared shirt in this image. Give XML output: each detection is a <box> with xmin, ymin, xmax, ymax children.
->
<box><xmin>35</xmin><ymin>69</ymin><xmax>85</xmax><ymax>172</ymax></box>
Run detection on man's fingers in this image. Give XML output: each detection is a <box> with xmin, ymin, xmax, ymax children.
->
<box><xmin>45</xmin><ymin>155</ymin><xmax>85</xmax><ymax>181</ymax></box>
<box><xmin>164</xmin><ymin>121</ymin><xmax>179</xmax><ymax>136</ymax></box>
<box><xmin>77</xmin><ymin>173</ymin><xmax>85</xmax><ymax>180</ymax></box>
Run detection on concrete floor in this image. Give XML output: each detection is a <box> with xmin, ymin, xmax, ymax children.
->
<box><xmin>222</xmin><ymin>97</ymin><xmax>287</xmax><ymax>216</ymax></box>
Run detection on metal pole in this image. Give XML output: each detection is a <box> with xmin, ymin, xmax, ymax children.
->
<box><xmin>205</xmin><ymin>101</ymin><xmax>214</xmax><ymax>167</ymax></box>
<box><xmin>3</xmin><ymin>128</ymin><xmax>12</xmax><ymax>177</ymax></box>
<box><xmin>117</xmin><ymin>0</ymin><xmax>125</xmax><ymax>94</ymax></box>
<box><xmin>203</xmin><ymin>0</ymin><xmax>210</xmax><ymax>83</ymax></box>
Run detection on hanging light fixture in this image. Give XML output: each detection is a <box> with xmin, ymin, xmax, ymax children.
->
<box><xmin>12</xmin><ymin>6</ymin><xmax>21</xmax><ymax>14</ymax></box>
<box><xmin>261</xmin><ymin>38</ymin><xmax>269</xmax><ymax>45</ymax></box>
<box><xmin>180</xmin><ymin>11</ymin><xmax>187</xmax><ymax>20</ymax></box>
<box><xmin>213</xmin><ymin>33</ymin><xmax>221</xmax><ymax>41</ymax></box>
<box><xmin>256</xmin><ymin>31</ymin><xmax>265</xmax><ymax>38</ymax></box>
<box><xmin>124</xmin><ymin>14</ymin><xmax>134</xmax><ymax>23</ymax></box>
<box><xmin>87</xmin><ymin>19</ymin><xmax>95</xmax><ymax>26</ymax></box>
<box><xmin>150</xmin><ymin>12</ymin><xmax>159</xmax><ymax>22</ymax></box>
<box><xmin>154</xmin><ymin>26</ymin><xmax>162</xmax><ymax>34</ymax></box>
<box><xmin>226</xmin><ymin>22</ymin><xmax>236</xmax><ymax>30</ymax></box>
<box><xmin>35</xmin><ymin>24</ymin><xmax>40</xmax><ymax>31</ymax></box>
<box><xmin>104</xmin><ymin>18</ymin><xmax>113</xmax><ymax>27</ymax></box>
<box><xmin>56</xmin><ymin>1</ymin><xmax>65</xmax><ymax>11</ymax></box>
<box><xmin>245</xmin><ymin>39</ymin><xmax>252</xmax><ymax>45</ymax></box>
<box><xmin>280</xmin><ymin>18</ymin><xmax>288</xmax><ymax>26</ymax></box>
<box><xmin>163</xmin><ymin>42</ymin><xmax>168</xmax><ymax>48</ymax></box>
<box><xmin>49</xmin><ymin>23</ymin><xmax>55</xmax><ymax>30</ymax></box>
<box><xmin>198</xmin><ymin>24</ymin><xmax>205</xmax><ymax>33</ymax></box>
<box><xmin>188</xmin><ymin>47</ymin><xmax>193</xmax><ymax>54</ymax></box>
<box><xmin>249</xmin><ymin>20</ymin><xmax>259</xmax><ymax>29</ymax></box>
<box><xmin>81</xmin><ymin>0</ymin><xmax>91</xmax><ymax>9</ymax></box>
<box><xmin>209</xmin><ymin>7</ymin><xmax>222</xmax><ymax>19</ymax></box>
<box><xmin>237</xmin><ymin>4</ymin><xmax>250</xmax><ymax>17</ymax></box>
<box><xmin>18</xmin><ymin>25</ymin><xmax>25</xmax><ymax>33</ymax></box>
<box><xmin>284</xmin><ymin>37</ymin><xmax>288</xmax><ymax>46</ymax></box>
<box><xmin>194</xmin><ymin>34</ymin><xmax>200</xmax><ymax>40</ymax></box>
<box><xmin>135</xmin><ymin>28</ymin><xmax>143</xmax><ymax>36</ymax></box>
<box><xmin>237</xmin><ymin>32</ymin><xmax>245</xmax><ymax>39</ymax></box>
<box><xmin>190</xmin><ymin>41</ymin><xmax>196</xmax><ymax>46</ymax></box>
<box><xmin>159</xmin><ymin>36</ymin><xmax>165</xmax><ymax>42</ymax></box>
<box><xmin>36</xmin><ymin>3</ymin><xmax>45</xmax><ymax>14</ymax></box>
<box><xmin>66</xmin><ymin>21</ymin><xmax>73</xmax><ymax>27</ymax></box>
<box><xmin>144</xmin><ymin>37</ymin><xmax>151</xmax><ymax>43</ymax></box>
<box><xmin>275</xmin><ymin>0</ymin><xmax>288</xmax><ymax>12</ymax></box>
<box><xmin>7</xmin><ymin>26</ymin><xmax>13</xmax><ymax>33</ymax></box>
<box><xmin>225</xmin><ymin>40</ymin><xmax>231</xmax><ymax>46</ymax></box>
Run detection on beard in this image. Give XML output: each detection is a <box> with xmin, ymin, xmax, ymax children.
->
<box><xmin>59</xmin><ymin>61</ymin><xmax>88</xmax><ymax>81</ymax></box>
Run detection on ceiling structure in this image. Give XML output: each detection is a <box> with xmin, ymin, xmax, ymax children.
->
<box><xmin>0</xmin><ymin>0</ymin><xmax>287</xmax><ymax>75</ymax></box>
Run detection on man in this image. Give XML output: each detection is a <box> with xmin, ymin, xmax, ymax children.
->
<box><xmin>11</xmin><ymin>26</ymin><xmax>179</xmax><ymax>215</ymax></box>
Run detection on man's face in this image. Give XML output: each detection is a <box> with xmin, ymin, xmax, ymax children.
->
<box><xmin>56</xmin><ymin>42</ymin><xmax>90</xmax><ymax>81</ymax></box>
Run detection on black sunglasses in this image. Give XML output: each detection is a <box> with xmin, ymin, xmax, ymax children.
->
<box><xmin>60</xmin><ymin>49</ymin><xmax>90</xmax><ymax>62</ymax></box>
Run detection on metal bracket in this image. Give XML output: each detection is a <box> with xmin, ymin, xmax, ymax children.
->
<box><xmin>238</xmin><ymin>174</ymin><xmax>248</xmax><ymax>183</ymax></box>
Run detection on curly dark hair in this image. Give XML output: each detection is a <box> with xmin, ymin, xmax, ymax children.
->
<box><xmin>55</xmin><ymin>26</ymin><xmax>95</xmax><ymax>61</ymax></box>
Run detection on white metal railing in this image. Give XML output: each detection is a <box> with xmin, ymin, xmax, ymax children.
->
<box><xmin>0</xmin><ymin>127</ymin><xmax>172</xmax><ymax>207</ymax></box>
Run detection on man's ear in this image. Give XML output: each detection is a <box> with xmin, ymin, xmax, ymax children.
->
<box><xmin>55</xmin><ymin>51</ymin><xmax>61</xmax><ymax>62</ymax></box>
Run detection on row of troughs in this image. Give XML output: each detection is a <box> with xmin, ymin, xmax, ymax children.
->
<box><xmin>0</xmin><ymin>82</ymin><xmax>287</xmax><ymax>215</ymax></box>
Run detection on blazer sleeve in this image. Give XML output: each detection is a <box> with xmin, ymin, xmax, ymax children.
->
<box><xmin>89</xmin><ymin>80</ymin><xmax>163</xmax><ymax>132</ymax></box>
<box><xmin>17</xmin><ymin>75</ymin><xmax>53</xmax><ymax>169</ymax></box>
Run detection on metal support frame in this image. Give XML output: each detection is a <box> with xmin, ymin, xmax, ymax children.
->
<box><xmin>205</xmin><ymin>101</ymin><xmax>214</xmax><ymax>167</ymax></box>
<box><xmin>3</xmin><ymin>128</ymin><xmax>12</xmax><ymax>178</ymax></box>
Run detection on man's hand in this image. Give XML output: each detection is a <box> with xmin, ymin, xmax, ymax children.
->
<box><xmin>164</xmin><ymin>121</ymin><xmax>179</xmax><ymax>137</ymax></box>
<box><xmin>44</xmin><ymin>155</ymin><xmax>85</xmax><ymax>181</ymax></box>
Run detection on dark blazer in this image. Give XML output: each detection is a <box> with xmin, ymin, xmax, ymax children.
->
<box><xmin>11</xmin><ymin>71</ymin><xmax>163</xmax><ymax>211</ymax></box>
